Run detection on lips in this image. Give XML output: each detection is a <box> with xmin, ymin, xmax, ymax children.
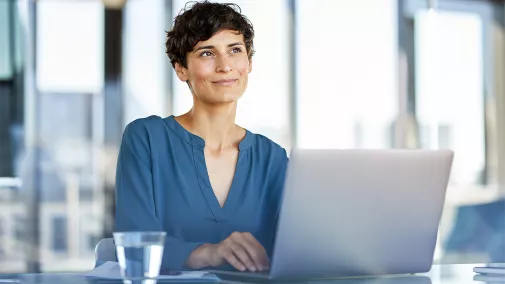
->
<box><xmin>212</xmin><ymin>79</ymin><xmax>238</xmax><ymax>86</ymax></box>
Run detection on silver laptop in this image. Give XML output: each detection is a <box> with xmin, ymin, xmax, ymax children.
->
<box><xmin>211</xmin><ymin>149</ymin><xmax>454</xmax><ymax>280</ymax></box>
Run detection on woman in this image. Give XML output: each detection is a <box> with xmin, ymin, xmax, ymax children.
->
<box><xmin>115</xmin><ymin>0</ymin><xmax>288</xmax><ymax>273</ymax></box>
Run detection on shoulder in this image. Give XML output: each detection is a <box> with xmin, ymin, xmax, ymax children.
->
<box><xmin>249</xmin><ymin>132</ymin><xmax>288</xmax><ymax>165</ymax></box>
<box><xmin>121</xmin><ymin>115</ymin><xmax>167</xmax><ymax>154</ymax></box>
<box><xmin>253</xmin><ymin>133</ymin><xmax>286</xmax><ymax>153</ymax></box>
<box><xmin>123</xmin><ymin>115</ymin><xmax>164</xmax><ymax>137</ymax></box>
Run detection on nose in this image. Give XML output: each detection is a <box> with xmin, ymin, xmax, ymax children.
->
<box><xmin>216</xmin><ymin>55</ymin><xmax>232</xmax><ymax>73</ymax></box>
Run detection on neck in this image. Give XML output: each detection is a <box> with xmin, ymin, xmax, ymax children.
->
<box><xmin>179</xmin><ymin>100</ymin><xmax>242</xmax><ymax>151</ymax></box>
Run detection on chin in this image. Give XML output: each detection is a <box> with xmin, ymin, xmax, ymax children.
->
<box><xmin>211</xmin><ymin>93</ymin><xmax>242</xmax><ymax>104</ymax></box>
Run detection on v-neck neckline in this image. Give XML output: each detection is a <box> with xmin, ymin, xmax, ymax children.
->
<box><xmin>164</xmin><ymin>115</ymin><xmax>254</xmax><ymax>223</ymax></box>
<box><xmin>193</xmin><ymin>150</ymin><xmax>245</xmax><ymax>222</ymax></box>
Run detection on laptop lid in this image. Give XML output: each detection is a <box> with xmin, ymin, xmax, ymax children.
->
<box><xmin>269</xmin><ymin>149</ymin><xmax>453</xmax><ymax>279</ymax></box>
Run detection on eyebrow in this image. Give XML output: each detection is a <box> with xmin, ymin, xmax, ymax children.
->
<box><xmin>193</xmin><ymin>42</ymin><xmax>244</xmax><ymax>52</ymax></box>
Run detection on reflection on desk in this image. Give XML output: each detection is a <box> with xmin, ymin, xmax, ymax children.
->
<box><xmin>302</xmin><ymin>276</ymin><xmax>431</xmax><ymax>284</ymax></box>
<box><xmin>0</xmin><ymin>263</ymin><xmax>504</xmax><ymax>284</ymax></box>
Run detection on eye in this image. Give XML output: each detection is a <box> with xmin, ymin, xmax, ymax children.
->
<box><xmin>200</xmin><ymin>51</ymin><xmax>213</xmax><ymax>57</ymax></box>
<box><xmin>231</xmin><ymin>47</ymin><xmax>243</xmax><ymax>53</ymax></box>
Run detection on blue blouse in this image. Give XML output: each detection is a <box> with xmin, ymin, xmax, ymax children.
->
<box><xmin>114</xmin><ymin>115</ymin><xmax>288</xmax><ymax>271</ymax></box>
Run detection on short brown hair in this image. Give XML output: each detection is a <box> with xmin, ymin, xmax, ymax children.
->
<box><xmin>165</xmin><ymin>1</ymin><xmax>255</xmax><ymax>68</ymax></box>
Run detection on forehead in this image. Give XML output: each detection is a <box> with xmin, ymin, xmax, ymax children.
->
<box><xmin>193</xmin><ymin>29</ymin><xmax>245</xmax><ymax>49</ymax></box>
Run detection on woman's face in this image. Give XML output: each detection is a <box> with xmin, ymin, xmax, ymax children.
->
<box><xmin>175</xmin><ymin>29</ymin><xmax>252</xmax><ymax>105</ymax></box>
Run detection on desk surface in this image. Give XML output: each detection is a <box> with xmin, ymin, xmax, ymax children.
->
<box><xmin>0</xmin><ymin>264</ymin><xmax>502</xmax><ymax>284</ymax></box>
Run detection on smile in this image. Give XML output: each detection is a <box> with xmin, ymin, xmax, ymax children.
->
<box><xmin>212</xmin><ymin>79</ymin><xmax>238</xmax><ymax>86</ymax></box>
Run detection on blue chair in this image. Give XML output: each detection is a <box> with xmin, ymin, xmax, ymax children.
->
<box><xmin>94</xmin><ymin>238</ymin><xmax>117</xmax><ymax>267</ymax></box>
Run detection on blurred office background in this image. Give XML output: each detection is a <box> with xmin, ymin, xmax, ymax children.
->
<box><xmin>0</xmin><ymin>0</ymin><xmax>504</xmax><ymax>273</ymax></box>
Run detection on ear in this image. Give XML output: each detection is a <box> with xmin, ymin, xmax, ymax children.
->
<box><xmin>248</xmin><ymin>59</ymin><xmax>253</xmax><ymax>73</ymax></box>
<box><xmin>175</xmin><ymin>63</ymin><xmax>189</xmax><ymax>82</ymax></box>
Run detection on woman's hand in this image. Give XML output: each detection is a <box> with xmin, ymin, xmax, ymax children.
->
<box><xmin>208</xmin><ymin>232</ymin><xmax>269</xmax><ymax>272</ymax></box>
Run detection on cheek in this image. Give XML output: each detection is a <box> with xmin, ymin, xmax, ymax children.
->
<box><xmin>235</xmin><ymin>58</ymin><xmax>250</xmax><ymax>75</ymax></box>
<box><xmin>188</xmin><ymin>61</ymin><xmax>215</xmax><ymax>83</ymax></box>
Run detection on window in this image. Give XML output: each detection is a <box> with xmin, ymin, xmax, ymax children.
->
<box><xmin>36</xmin><ymin>1</ymin><xmax>104</xmax><ymax>93</ymax></box>
<box><xmin>0</xmin><ymin>1</ymin><xmax>12</xmax><ymax>79</ymax></box>
<box><xmin>0</xmin><ymin>217</ymin><xmax>4</xmax><ymax>237</ymax></box>
<box><xmin>295</xmin><ymin>0</ymin><xmax>398</xmax><ymax>149</ymax></box>
<box><xmin>123</xmin><ymin>0</ymin><xmax>169</xmax><ymax>123</ymax></box>
<box><xmin>51</xmin><ymin>216</ymin><xmax>68</xmax><ymax>252</ymax></box>
<box><xmin>415</xmin><ymin>10</ymin><xmax>485</xmax><ymax>186</ymax></box>
<box><xmin>13</xmin><ymin>215</ymin><xmax>25</xmax><ymax>241</ymax></box>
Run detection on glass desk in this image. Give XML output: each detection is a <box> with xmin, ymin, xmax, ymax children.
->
<box><xmin>0</xmin><ymin>263</ymin><xmax>502</xmax><ymax>284</ymax></box>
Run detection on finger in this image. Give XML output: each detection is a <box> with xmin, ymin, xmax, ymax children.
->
<box><xmin>237</xmin><ymin>234</ymin><xmax>266</xmax><ymax>269</ymax></box>
<box><xmin>230</xmin><ymin>232</ymin><xmax>268</xmax><ymax>270</ymax></box>
<box><xmin>234</xmin><ymin>234</ymin><xmax>268</xmax><ymax>270</ymax></box>
<box><xmin>242</xmin><ymin>233</ymin><xmax>268</xmax><ymax>256</ymax></box>
<box><xmin>241</xmin><ymin>233</ymin><xmax>269</xmax><ymax>269</ymax></box>
<box><xmin>228</xmin><ymin>240</ymin><xmax>257</xmax><ymax>272</ymax></box>
<box><xmin>223</xmin><ymin>248</ymin><xmax>246</xmax><ymax>272</ymax></box>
